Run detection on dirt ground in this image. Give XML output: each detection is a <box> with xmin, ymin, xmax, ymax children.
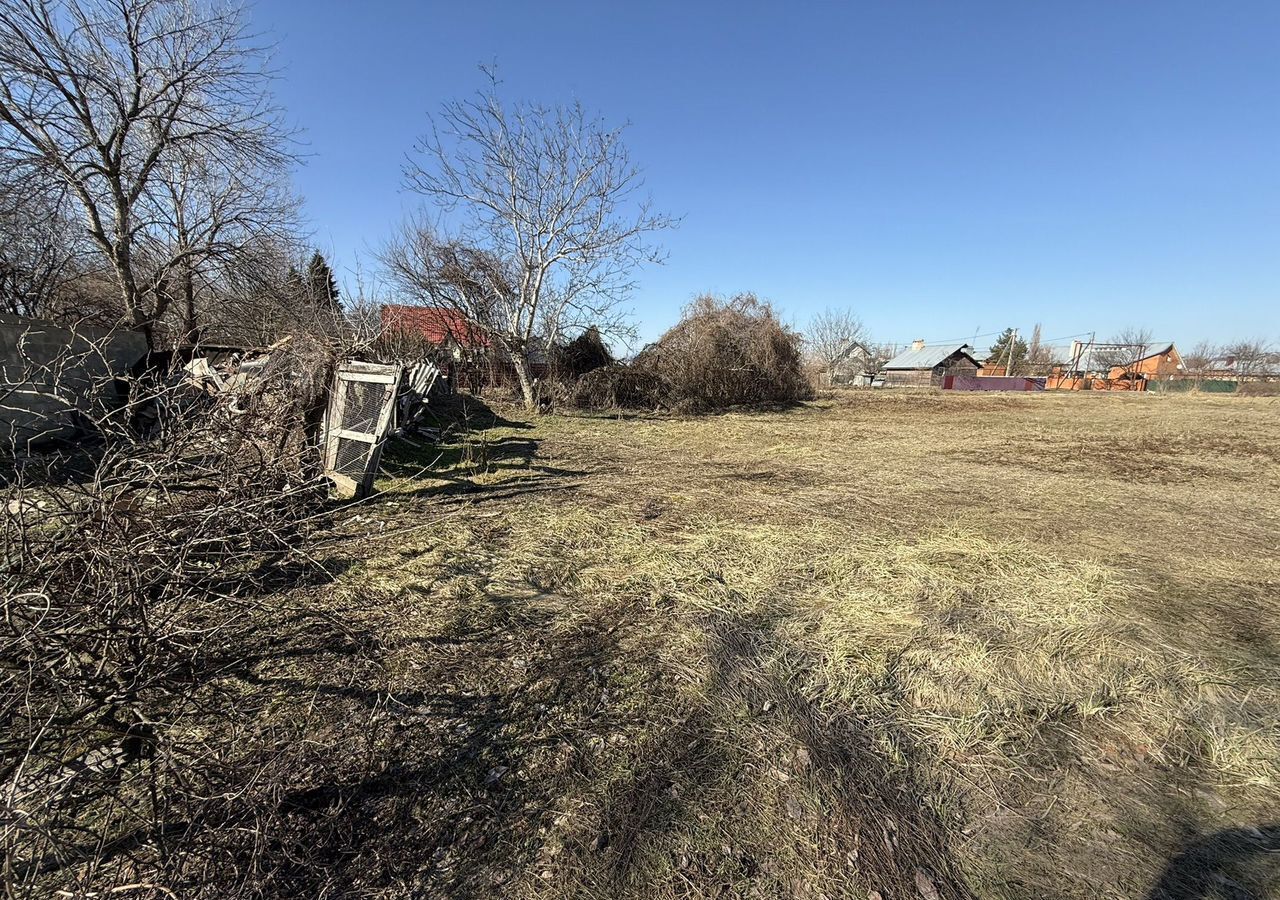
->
<box><xmin>297</xmin><ymin>390</ymin><xmax>1280</xmax><ymax>899</ymax></box>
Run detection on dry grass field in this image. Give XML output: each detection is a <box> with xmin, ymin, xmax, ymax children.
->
<box><xmin>305</xmin><ymin>390</ymin><xmax>1280</xmax><ymax>899</ymax></box>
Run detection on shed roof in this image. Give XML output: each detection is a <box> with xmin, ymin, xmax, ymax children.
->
<box><xmin>882</xmin><ymin>343</ymin><xmax>979</xmax><ymax>370</ymax></box>
<box><xmin>381</xmin><ymin>304</ymin><xmax>491</xmax><ymax>348</ymax></box>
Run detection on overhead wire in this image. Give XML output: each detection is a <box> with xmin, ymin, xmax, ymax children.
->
<box><xmin>882</xmin><ymin>328</ymin><xmax>1095</xmax><ymax>349</ymax></box>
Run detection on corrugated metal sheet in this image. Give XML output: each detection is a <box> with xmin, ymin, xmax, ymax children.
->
<box><xmin>882</xmin><ymin>343</ymin><xmax>979</xmax><ymax>370</ymax></box>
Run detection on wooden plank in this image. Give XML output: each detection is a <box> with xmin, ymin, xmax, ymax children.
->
<box><xmin>355</xmin><ymin>377</ymin><xmax>400</xmax><ymax>499</ymax></box>
<box><xmin>335</xmin><ymin>371</ymin><xmax>398</xmax><ymax>384</ymax></box>
<box><xmin>330</xmin><ymin>471</ymin><xmax>360</xmax><ymax>496</ymax></box>
<box><xmin>323</xmin><ymin>373</ymin><xmax>346</xmax><ymax>477</ymax></box>
<box><xmin>323</xmin><ymin>362</ymin><xmax>403</xmax><ymax>499</ymax></box>
<box><xmin>341</xmin><ymin>360</ymin><xmax>401</xmax><ymax>376</ymax></box>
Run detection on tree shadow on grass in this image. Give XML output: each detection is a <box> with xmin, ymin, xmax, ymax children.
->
<box><xmin>383</xmin><ymin>425</ymin><xmax>588</xmax><ymax>506</ymax></box>
<box><xmin>30</xmin><ymin>586</ymin><xmax>636</xmax><ymax>899</ymax></box>
<box><xmin>424</xmin><ymin>392</ymin><xmax>535</xmax><ymax>431</ymax></box>
<box><xmin>244</xmin><ymin>588</ymin><xmax>635</xmax><ymax>898</ymax></box>
<box><xmin>560</xmin><ymin>398</ymin><xmax>814</xmax><ymax>422</ymax></box>
<box><xmin>567</xmin><ymin>612</ymin><xmax>976</xmax><ymax>899</ymax></box>
<box><xmin>381</xmin><ymin>391</ymin><xmax>539</xmax><ymax>478</ymax></box>
<box><xmin>1145</xmin><ymin>825</ymin><xmax>1280</xmax><ymax>899</ymax></box>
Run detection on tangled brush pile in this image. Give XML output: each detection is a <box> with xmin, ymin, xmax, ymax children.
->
<box><xmin>572</xmin><ymin>293</ymin><xmax>812</xmax><ymax>412</ymax></box>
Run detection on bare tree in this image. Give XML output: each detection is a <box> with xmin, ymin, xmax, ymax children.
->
<box><xmin>1024</xmin><ymin>323</ymin><xmax>1062</xmax><ymax>375</ymax></box>
<box><xmin>805</xmin><ymin>307</ymin><xmax>867</xmax><ymax>385</ymax></box>
<box><xmin>0</xmin><ymin>0</ymin><xmax>294</xmax><ymax>347</ymax></box>
<box><xmin>1182</xmin><ymin>340</ymin><xmax>1219</xmax><ymax>384</ymax></box>
<box><xmin>1224</xmin><ymin>338</ymin><xmax>1275</xmax><ymax>380</ymax></box>
<box><xmin>150</xmin><ymin>143</ymin><xmax>303</xmax><ymax>344</ymax></box>
<box><xmin>384</xmin><ymin>69</ymin><xmax>674</xmax><ymax>409</ymax></box>
<box><xmin>206</xmin><ymin>240</ymin><xmax>346</xmax><ymax>347</ymax></box>
<box><xmin>0</xmin><ymin>175</ymin><xmax>85</xmax><ymax>316</ymax></box>
<box><xmin>1094</xmin><ymin>326</ymin><xmax>1153</xmax><ymax>375</ymax></box>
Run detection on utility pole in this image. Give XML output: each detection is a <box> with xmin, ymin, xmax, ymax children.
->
<box><xmin>1003</xmin><ymin>327</ymin><xmax>1019</xmax><ymax>375</ymax></box>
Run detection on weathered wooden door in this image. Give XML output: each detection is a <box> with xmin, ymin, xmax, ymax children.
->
<box><xmin>323</xmin><ymin>362</ymin><xmax>401</xmax><ymax>499</ymax></box>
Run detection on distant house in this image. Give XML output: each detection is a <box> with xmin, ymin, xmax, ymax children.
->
<box><xmin>381</xmin><ymin>304</ymin><xmax>491</xmax><ymax>356</ymax></box>
<box><xmin>1047</xmin><ymin>341</ymin><xmax>1184</xmax><ymax>391</ymax></box>
<box><xmin>829</xmin><ymin>340</ymin><xmax>882</xmax><ymax>386</ymax></box>
<box><xmin>880</xmin><ymin>340</ymin><xmax>980</xmax><ymax>387</ymax></box>
<box><xmin>1189</xmin><ymin>352</ymin><xmax>1280</xmax><ymax>382</ymax></box>
<box><xmin>1106</xmin><ymin>343</ymin><xmax>1183</xmax><ymax>381</ymax></box>
<box><xmin>380</xmin><ymin>304</ymin><xmax>550</xmax><ymax>392</ymax></box>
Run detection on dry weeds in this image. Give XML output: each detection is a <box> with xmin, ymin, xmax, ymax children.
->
<box><xmin>334</xmin><ymin>390</ymin><xmax>1280</xmax><ymax>899</ymax></box>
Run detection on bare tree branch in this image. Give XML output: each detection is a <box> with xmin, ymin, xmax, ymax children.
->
<box><xmin>1223</xmin><ymin>338</ymin><xmax>1276</xmax><ymax>380</ymax></box>
<box><xmin>804</xmin><ymin>307</ymin><xmax>867</xmax><ymax>385</ymax></box>
<box><xmin>0</xmin><ymin>0</ymin><xmax>297</xmax><ymax>347</ymax></box>
<box><xmin>383</xmin><ymin>67</ymin><xmax>674</xmax><ymax>409</ymax></box>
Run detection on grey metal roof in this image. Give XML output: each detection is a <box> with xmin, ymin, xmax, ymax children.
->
<box><xmin>881</xmin><ymin>343</ymin><xmax>979</xmax><ymax>370</ymax></box>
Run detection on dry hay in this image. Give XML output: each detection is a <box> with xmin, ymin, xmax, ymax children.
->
<box><xmin>1237</xmin><ymin>381</ymin><xmax>1280</xmax><ymax>396</ymax></box>
<box><xmin>488</xmin><ymin>504</ymin><xmax>1279</xmax><ymax>897</ymax></box>
<box><xmin>258</xmin><ymin>390</ymin><xmax>1280</xmax><ymax>898</ymax></box>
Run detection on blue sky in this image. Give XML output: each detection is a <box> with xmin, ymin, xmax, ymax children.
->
<box><xmin>253</xmin><ymin>0</ymin><xmax>1278</xmax><ymax>352</ymax></box>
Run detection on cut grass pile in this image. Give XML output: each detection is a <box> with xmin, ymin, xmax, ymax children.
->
<box><xmin>329</xmin><ymin>390</ymin><xmax>1280</xmax><ymax>898</ymax></box>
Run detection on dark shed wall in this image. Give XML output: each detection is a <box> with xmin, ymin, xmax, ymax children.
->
<box><xmin>936</xmin><ymin>354</ymin><xmax>978</xmax><ymax>384</ymax></box>
<box><xmin>881</xmin><ymin>369</ymin><xmax>933</xmax><ymax>387</ymax></box>
<box><xmin>0</xmin><ymin>314</ymin><xmax>147</xmax><ymax>445</ymax></box>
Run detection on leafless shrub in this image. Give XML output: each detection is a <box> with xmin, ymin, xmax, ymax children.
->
<box><xmin>572</xmin><ymin>364</ymin><xmax>668</xmax><ymax>412</ymax></box>
<box><xmin>1238</xmin><ymin>380</ymin><xmax>1280</xmax><ymax>396</ymax></box>
<box><xmin>204</xmin><ymin>243</ymin><xmax>351</xmax><ymax>350</ymax></box>
<box><xmin>634</xmin><ymin>293</ymin><xmax>813</xmax><ymax>412</ymax></box>
<box><xmin>556</xmin><ymin>327</ymin><xmax>614</xmax><ymax>380</ymax></box>
<box><xmin>0</xmin><ymin>325</ymin><xmax>375</xmax><ymax>898</ymax></box>
<box><xmin>1182</xmin><ymin>340</ymin><xmax>1219</xmax><ymax>385</ymax></box>
<box><xmin>1224</xmin><ymin>339</ymin><xmax>1276</xmax><ymax>380</ymax></box>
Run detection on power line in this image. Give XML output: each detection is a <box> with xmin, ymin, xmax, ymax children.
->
<box><xmin>1038</xmin><ymin>331</ymin><xmax>1094</xmax><ymax>344</ymax></box>
<box><xmin>885</xmin><ymin>329</ymin><xmax>1097</xmax><ymax>348</ymax></box>
<box><xmin>886</xmin><ymin>328</ymin><xmax>1006</xmax><ymax>347</ymax></box>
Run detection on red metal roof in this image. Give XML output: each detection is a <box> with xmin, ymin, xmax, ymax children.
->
<box><xmin>381</xmin><ymin>304</ymin><xmax>491</xmax><ymax>348</ymax></box>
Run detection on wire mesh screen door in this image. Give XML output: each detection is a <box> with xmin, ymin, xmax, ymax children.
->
<box><xmin>323</xmin><ymin>362</ymin><xmax>402</xmax><ymax>498</ymax></box>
